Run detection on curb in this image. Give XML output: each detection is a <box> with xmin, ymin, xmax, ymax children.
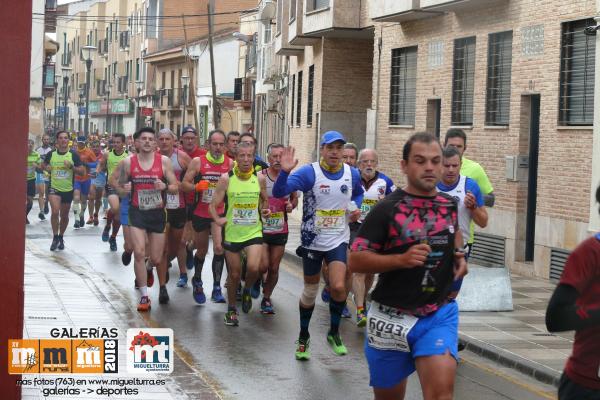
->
<box><xmin>283</xmin><ymin>248</ymin><xmax>561</xmax><ymax>388</ymax></box>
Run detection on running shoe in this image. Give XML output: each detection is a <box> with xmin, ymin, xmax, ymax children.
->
<box><xmin>86</xmin><ymin>217</ymin><xmax>93</xmax><ymax>225</ymax></box>
<box><xmin>74</xmin><ymin>219</ymin><xmax>80</xmax><ymax>229</ymax></box>
<box><xmin>108</xmin><ymin>236</ymin><xmax>117</xmax><ymax>252</ymax></box>
<box><xmin>93</xmin><ymin>214</ymin><xmax>99</xmax><ymax>226</ymax></box>
<box><xmin>185</xmin><ymin>247</ymin><xmax>194</xmax><ymax>270</ymax></box>
<box><xmin>57</xmin><ymin>237</ymin><xmax>65</xmax><ymax>250</ymax></box>
<box><xmin>38</xmin><ymin>212</ymin><xmax>45</xmax><ymax>221</ymax></box>
<box><xmin>341</xmin><ymin>305</ymin><xmax>351</xmax><ymax>319</ymax></box>
<box><xmin>241</xmin><ymin>288</ymin><xmax>252</xmax><ymax>313</ymax></box>
<box><xmin>321</xmin><ymin>286</ymin><xmax>331</xmax><ymax>303</ymax></box>
<box><xmin>159</xmin><ymin>286</ymin><xmax>169</xmax><ymax>304</ymax></box>
<box><xmin>211</xmin><ymin>286</ymin><xmax>226</xmax><ymax>303</ymax></box>
<box><xmin>101</xmin><ymin>227</ymin><xmax>110</xmax><ymax>242</ymax></box>
<box><xmin>137</xmin><ymin>296</ymin><xmax>151</xmax><ymax>312</ymax></box>
<box><xmin>224</xmin><ymin>310</ymin><xmax>239</xmax><ymax>326</ymax></box>
<box><xmin>356</xmin><ymin>310</ymin><xmax>367</xmax><ymax>328</ymax></box>
<box><xmin>260</xmin><ymin>298</ymin><xmax>275</xmax><ymax>315</ymax></box>
<box><xmin>79</xmin><ymin>215</ymin><xmax>85</xmax><ymax>228</ymax></box>
<box><xmin>295</xmin><ymin>338</ymin><xmax>311</xmax><ymax>361</ymax></box>
<box><xmin>327</xmin><ymin>333</ymin><xmax>348</xmax><ymax>356</ymax></box>
<box><xmin>176</xmin><ymin>273</ymin><xmax>188</xmax><ymax>288</ymax></box>
<box><xmin>250</xmin><ymin>279</ymin><xmax>261</xmax><ymax>299</ymax></box>
<box><xmin>147</xmin><ymin>268</ymin><xmax>154</xmax><ymax>288</ymax></box>
<box><xmin>192</xmin><ymin>277</ymin><xmax>206</xmax><ymax>304</ymax></box>
<box><xmin>121</xmin><ymin>251</ymin><xmax>132</xmax><ymax>266</ymax></box>
<box><xmin>50</xmin><ymin>236</ymin><xmax>59</xmax><ymax>251</ymax></box>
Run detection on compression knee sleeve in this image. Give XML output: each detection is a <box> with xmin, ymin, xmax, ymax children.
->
<box><xmin>300</xmin><ymin>283</ymin><xmax>319</xmax><ymax>307</ymax></box>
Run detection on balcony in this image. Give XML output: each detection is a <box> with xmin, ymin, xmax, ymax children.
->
<box><xmin>302</xmin><ymin>0</ymin><xmax>371</xmax><ymax>39</ymax></box>
<box><xmin>245</xmin><ymin>36</ymin><xmax>257</xmax><ymax>74</ymax></box>
<box><xmin>369</xmin><ymin>0</ymin><xmax>436</xmax><ymax>23</ymax></box>
<box><xmin>421</xmin><ymin>0</ymin><xmax>505</xmax><ymax>13</ymax></box>
<box><xmin>119</xmin><ymin>31</ymin><xmax>130</xmax><ymax>50</ymax></box>
<box><xmin>275</xmin><ymin>31</ymin><xmax>303</xmax><ymax>56</ymax></box>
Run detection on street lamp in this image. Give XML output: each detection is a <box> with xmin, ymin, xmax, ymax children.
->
<box><xmin>180</xmin><ymin>75</ymin><xmax>190</xmax><ymax>133</ymax></box>
<box><xmin>105</xmin><ymin>82</ymin><xmax>112</xmax><ymax>134</ymax></box>
<box><xmin>81</xmin><ymin>45</ymin><xmax>96</xmax><ymax>137</ymax></box>
<box><xmin>61</xmin><ymin>66</ymin><xmax>72</xmax><ymax>131</ymax></box>
<box><xmin>135</xmin><ymin>80</ymin><xmax>144</xmax><ymax>130</ymax></box>
<box><xmin>53</xmin><ymin>73</ymin><xmax>61</xmax><ymax>133</ymax></box>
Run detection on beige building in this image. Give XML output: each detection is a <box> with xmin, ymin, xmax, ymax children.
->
<box><xmin>369</xmin><ymin>0</ymin><xmax>599</xmax><ymax>280</ymax></box>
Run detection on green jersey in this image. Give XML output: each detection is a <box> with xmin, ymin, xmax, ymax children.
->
<box><xmin>46</xmin><ymin>150</ymin><xmax>80</xmax><ymax>192</ymax></box>
<box><xmin>461</xmin><ymin>157</ymin><xmax>493</xmax><ymax>243</ymax></box>
<box><xmin>27</xmin><ymin>152</ymin><xmax>40</xmax><ymax>180</ymax></box>
<box><xmin>224</xmin><ymin>171</ymin><xmax>263</xmax><ymax>243</ymax></box>
<box><xmin>107</xmin><ymin>149</ymin><xmax>128</xmax><ymax>177</ymax></box>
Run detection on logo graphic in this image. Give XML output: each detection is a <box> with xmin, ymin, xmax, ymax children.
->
<box><xmin>377</xmin><ymin>185</ymin><xmax>385</xmax><ymax>195</ymax></box>
<box><xmin>8</xmin><ymin>338</ymin><xmax>118</xmax><ymax>374</ymax></box>
<box><xmin>40</xmin><ymin>339</ymin><xmax>71</xmax><ymax>373</ymax></box>
<box><xmin>319</xmin><ymin>184</ymin><xmax>330</xmax><ymax>194</ymax></box>
<box><xmin>126</xmin><ymin>328</ymin><xmax>173</xmax><ymax>374</ymax></box>
<box><xmin>340</xmin><ymin>184</ymin><xmax>348</xmax><ymax>194</ymax></box>
<box><xmin>9</xmin><ymin>340</ymin><xmax>39</xmax><ymax>374</ymax></box>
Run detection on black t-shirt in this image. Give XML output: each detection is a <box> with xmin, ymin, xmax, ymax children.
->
<box><xmin>351</xmin><ymin>188</ymin><xmax>458</xmax><ymax>314</ymax></box>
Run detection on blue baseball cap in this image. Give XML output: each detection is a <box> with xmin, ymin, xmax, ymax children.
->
<box><xmin>320</xmin><ymin>131</ymin><xmax>346</xmax><ymax>146</ymax></box>
<box><xmin>76</xmin><ymin>136</ymin><xmax>86</xmax><ymax>143</ymax></box>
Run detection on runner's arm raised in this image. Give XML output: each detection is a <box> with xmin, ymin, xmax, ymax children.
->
<box><xmin>181</xmin><ymin>157</ymin><xmax>200</xmax><ymax>193</ymax></box>
<box><xmin>209</xmin><ymin>173</ymin><xmax>229</xmax><ymax>226</ymax></box>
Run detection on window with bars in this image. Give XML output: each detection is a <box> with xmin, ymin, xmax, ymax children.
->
<box><xmin>307</xmin><ymin>66</ymin><xmax>314</xmax><ymax>126</ymax></box>
<box><xmin>452</xmin><ymin>37</ymin><xmax>476</xmax><ymax>125</ymax></box>
<box><xmin>559</xmin><ymin>19</ymin><xmax>596</xmax><ymax>126</ymax></box>
<box><xmin>291</xmin><ymin>74</ymin><xmax>295</xmax><ymax>126</ymax></box>
<box><xmin>389</xmin><ymin>46</ymin><xmax>417</xmax><ymax>126</ymax></box>
<box><xmin>296</xmin><ymin>71</ymin><xmax>303</xmax><ymax>126</ymax></box>
<box><xmin>486</xmin><ymin>31</ymin><xmax>513</xmax><ymax>126</ymax></box>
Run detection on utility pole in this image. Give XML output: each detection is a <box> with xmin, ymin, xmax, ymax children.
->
<box><xmin>207</xmin><ymin>0</ymin><xmax>219</xmax><ymax>129</ymax></box>
<box><xmin>181</xmin><ymin>15</ymin><xmax>199</xmax><ymax>138</ymax></box>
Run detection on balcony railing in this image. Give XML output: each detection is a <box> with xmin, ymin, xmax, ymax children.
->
<box><xmin>246</xmin><ymin>35</ymin><xmax>258</xmax><ymax>72</ymax></box>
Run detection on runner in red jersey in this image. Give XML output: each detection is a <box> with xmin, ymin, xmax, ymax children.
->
<box><xmin>115</xmin><ymin>127</ymin><xmax>179</xmax><ymax>312</ymax></box>
<box><xmin>180</xmin><ymin>126</ymin><xmax>207</xmax><ymax>270</ymax></box>
<box><xmin>182</xmin><ymin>129</ymin><xmax>232</xmax><ymax>304</ymax></box>
<box><xmin>157</xmin><ymin>128</ymin><xmax>192</xmax><ymax>292</ymax></box>
<box><xmin>546</xmin><ymin>184</ymin><xmax>600</xmax><ymax>400</ymax></box>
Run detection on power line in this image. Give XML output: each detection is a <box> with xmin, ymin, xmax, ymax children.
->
<box><xmin>33</xmin><ymin>8</ymin><xmax>258</xmax><ymax>20</ymax></box>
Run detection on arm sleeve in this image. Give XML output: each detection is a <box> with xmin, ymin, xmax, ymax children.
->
<box><xmin>351</xmin><ymin>167</ymin><xmax>364</xmax><ymax>207</ymax></box>
<box><xmin>546</xmin><ymin>284</ymin><xmax>600</xmax><ymax>332</ymax></box>
<box><xmin>272</xmin><ymin>164</ymin><xmax>315</xmax><ymax>197</ymax></box>
<box><xmin>466</xmin><ymin>178</ymin><xmax>484</xmax><ymax>207</ymax></box>
<box><xmin>351</xmin><ymin>200</ymin><xmax>392</xmax><ymax>252</ymax></box>
<box><xmin>382</xmin><ymin>174</ymin><xmax>396</xmax><ymax>194</ymax></box>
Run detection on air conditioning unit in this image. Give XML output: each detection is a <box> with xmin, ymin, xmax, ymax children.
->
<box><xmin>266</xmin><ymin>89</ymin><xmax>278</xmax><ymax>111</ymax></box>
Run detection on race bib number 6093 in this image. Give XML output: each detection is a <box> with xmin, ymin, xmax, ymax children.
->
<box><xmin>367</xmin><ymin>302</ymin><xmax>418</xmax><ymax>352</ymax></box>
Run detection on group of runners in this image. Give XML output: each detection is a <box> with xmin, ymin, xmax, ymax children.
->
<box><xmin>25</xmin><ymin>125</ymin><xmax>599</xmax><ymax>400</ymax></box>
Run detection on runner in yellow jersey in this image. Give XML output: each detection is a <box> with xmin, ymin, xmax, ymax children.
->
<box><xmin>209</xmin><ymin>141</ymin><xmax>271</xmax><ymax>326</ymax></box>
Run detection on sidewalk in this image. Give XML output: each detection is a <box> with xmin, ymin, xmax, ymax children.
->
<box><xmin>21</xmin><ymin>240</ymin><xmax>220</xmax><ymax>400</ymax></box>
<box><xmin>283</xmin><ymin>211</ymin><xmax>569</xmax><ymax>387</ymax></box>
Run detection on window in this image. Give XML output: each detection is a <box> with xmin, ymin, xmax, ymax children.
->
<box><xmin>307</xmin><ymin>65</ymin><xmax>314</xmax><ymax>126</ymax></box>
<box><xmin>296</xmin><ymin>71</ymin><xmax>303</xmax><ymax>126</ymax></box>
<box><xmin>290</xmin><ymin>74</ymin><xmax>295</xmax><ymax>126</ymax></box>
<box><xmin>135</xmin><ymin>58</ymin><xmax>140</xmax><ymax>80</ymax></box>
<box><xmin>276</xmin><ymin>0</ymin><xmax>282</xmax><ymax>34</ymax></box>
<box><xmin>290</xmin><ymin>0</ymin><xmax>297</xmax><ymax>21</ymax></box>
<box><xmin>452</xmin><ymin>37</ymin><xmax>476</xmax><ymax>125</ymax></box>
<box><xmin>307</xmin><ymin>0</ymin><xmax>329</xmax><ymax>12</ymax></box>
<box><xmin>559</xmin><ymin>19</ymin><xmax>596</xmax><ymax>125</ymax></box>
<box><xmin>389</xmin><ymin>46</ymin><xmax>417</xmax><ymax>126</ymax></box>
<box><xmin>486</xmin><ymin>31</ymin><xmax>513</xmax><ymax>126</ymax></box>
<box><xmin>162</xmin><ymin>71</ymin><xmax>166</xmax><ymax>89</ymax></box>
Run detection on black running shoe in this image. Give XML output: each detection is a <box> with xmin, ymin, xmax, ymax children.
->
<box><xmin>159</xmin><ymin>286</ymin><xmax>170</xmax><ymax>304</ymax></box>
<box><xmin>109</xmin><ymin>237</ymin><xmax>117</xmax><ymax>251</ymax></box>
<box><xmin>57</xmin><ymin>237</ymin><xmax>65</xmax><ymax>250</ymax></box>
<box><xmin>50</xmin><ymin>236</ymin><xmax>59</xmax><ymax>251</ymax></box>
<box><xmin>121</xmin><ymin>251</ymin><xmax>132</xmax><ymax>266</ymax></box>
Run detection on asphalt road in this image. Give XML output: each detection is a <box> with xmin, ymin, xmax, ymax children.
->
<box><xmin>25</xmin><ymin>209</ymin><xmax>558</xmax><ymax>400</ymax></box>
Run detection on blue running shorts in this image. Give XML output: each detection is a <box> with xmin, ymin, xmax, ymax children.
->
<box><xmin>365</xmin><ymin>300</ymin><xmax>459</xmax><ymax>389</ymax></box>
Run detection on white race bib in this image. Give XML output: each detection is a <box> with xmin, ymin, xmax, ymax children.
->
<box><xmin>315</xmin><ymin>209</ymin><xmax>345</xmax><ymax>234</ymax></box>
<box><xmin>137</xmin><ymin>189</ymin><xmax>162</xmax><ymax>210</ymax></box>
<box><xmin>201</xmin><ymin>182</ymin><xmax>217</xmax><ymax>203</ymax></box>
<box><xmin>165</xmin><ymin>193</ymin><xmax>180</xmax><ymax>209</ymax></box>
<box><xmin>360</xmin><ymin>199</ymin><xmax>378</xmax><ymax>220</ymax></box>
<box><xmin>232</xmin><ymin>203</ymin><xmax>258</xmax><ymax>225</ymax></box>
<box><xmin>54</xmin><ymin>169</ymin><xmax>69</xmax><ymax>180</ymax></box>
<box><xmin>367</xmin><ymin>302</ymin><xmax>418</xmax><ymax>352</ymax></box>
<box><xmin>263</xmin><ymin>211</ymin><xmax>284</xmax><ymax>233</ymax></box>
